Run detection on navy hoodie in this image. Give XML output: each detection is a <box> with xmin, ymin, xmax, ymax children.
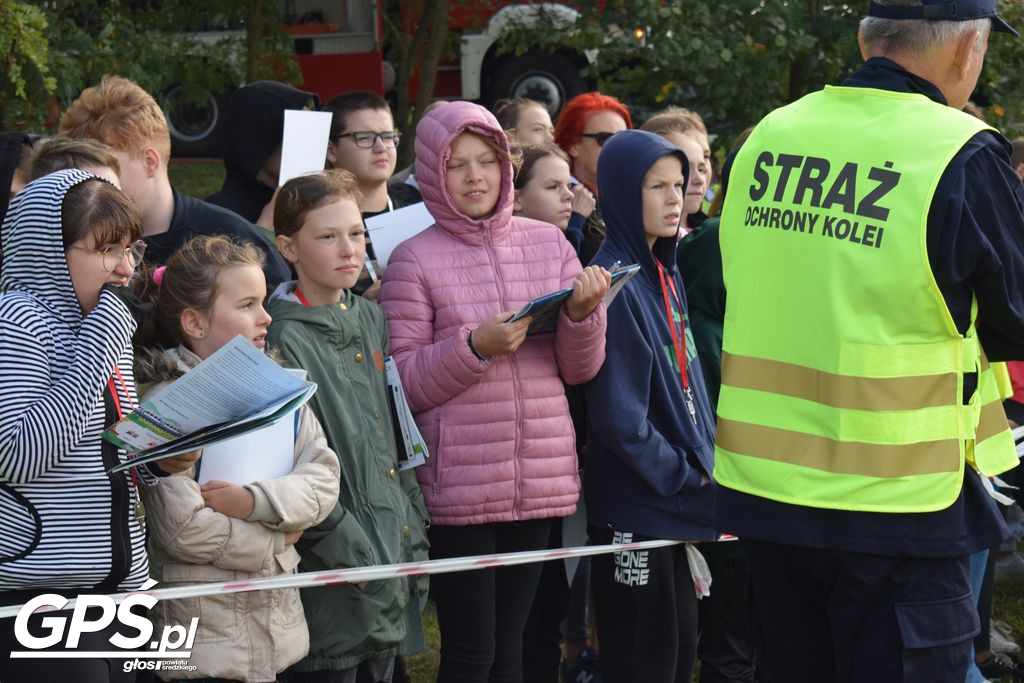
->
<box><xmin>583</xmin><ymin>130</ymin><xmax>717</xmax><ymax>541</ymax></box>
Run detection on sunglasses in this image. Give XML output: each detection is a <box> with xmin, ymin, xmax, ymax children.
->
<box><xmin>580</xmin><ymin>131</ymin><xmax>617</xmax><ymax>147</ymax></box>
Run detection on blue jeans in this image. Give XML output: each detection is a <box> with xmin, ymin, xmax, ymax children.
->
<box><xmin>966</xmin><ymin>549</ymin><xmax>990</xmax><ymax>683</ymax></box>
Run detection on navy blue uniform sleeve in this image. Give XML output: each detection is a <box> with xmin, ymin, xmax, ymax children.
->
<box><xmin>927</xmin><ymin>132</ymin><xmax>1024</xmax><ymax>361</ymax></box>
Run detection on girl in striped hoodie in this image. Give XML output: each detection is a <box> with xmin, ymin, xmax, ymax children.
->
<box><xmin>0</xmin><ymin>169</ymin><xmax>197</xmax><ymax>681</ymax></box>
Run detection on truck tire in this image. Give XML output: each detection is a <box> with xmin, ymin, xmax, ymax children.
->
<box><xmin>163</xmin><ymin>85</ymin><xmax>230</xmax><ymax>159</ymax></box>
<box><xmin>483</xmin><ymin>49</ymin><xmax>588</xmax><ymax>117</ymax></box>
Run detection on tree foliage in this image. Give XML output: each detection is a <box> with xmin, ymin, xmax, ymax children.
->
<box><xmin>0</xmin><ymin>0</ymin><xmax>300</xmax><ymax>131</ymax></box>
<box><xmin>500</xmin><ymin>0</ymin><xmax>1024</xmax><ymax>151</ymax></box>
<box><xmin>977</xmin><ymin>0</ymin><xmax>1024</xmax><ymax>138</ymax></box>
<box><xmin>0</xmin><ymin>0</ymin><xmax>56</xmax><ymax>130</ymax></box>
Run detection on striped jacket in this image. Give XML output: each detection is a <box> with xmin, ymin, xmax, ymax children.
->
<box><xmin>0</xmin><ymin>169</ymin><xmax>152</xmax><ymax>594</ymax></box>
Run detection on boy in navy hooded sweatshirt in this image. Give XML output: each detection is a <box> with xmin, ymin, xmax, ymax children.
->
<box><xmin>584</xmin><ymin>129</ymin><xmax>717</xmax><ymax>682</ymax></box>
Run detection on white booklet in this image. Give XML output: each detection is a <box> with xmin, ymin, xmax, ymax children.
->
<box><xmin>103</xmin><ymin>336</ymin><xmax>316</xmax><ymax>472</ymax></box>
<box><xmin>364</xmin><ymin>202</ymin><xmax>435</xmax><ymax>267</ymax></box>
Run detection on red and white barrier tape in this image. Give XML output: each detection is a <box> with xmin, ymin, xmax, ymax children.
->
<box><xmin>0</xmin><ymin>539</ymin><xmax>709</xmax><ymax>619</ymax></box>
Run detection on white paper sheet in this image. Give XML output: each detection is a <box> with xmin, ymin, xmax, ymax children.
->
<box><xmin>196</xmin><ymin>413</ymin><xmax>297</xmax><ymax>485</ymax></box>
<box><xmin>364</xmin><ymin>202</ymin><xmax>435</xmax><ymax>267</ymax></box>
<box><xmin>279</xmin><ymin>110</ymin><xmax>333</xmax><ymax>185</ymax></box>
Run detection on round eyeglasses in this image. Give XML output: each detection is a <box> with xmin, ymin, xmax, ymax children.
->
<box><xmin>337</xmin><ymin>130</ymin><xmax>401</xmax><ymax>149</ymax></box>
<box><xmin>71</xmin><ymin>239</ymin><xmax>148</xmax><ymax>273</ymax></box>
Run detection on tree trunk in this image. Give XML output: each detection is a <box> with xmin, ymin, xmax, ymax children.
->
<box><xmin>245</xmin><ymin>0</ymin><xmax>266</xmax><ymax>83</ymax></box>
<box><xmin>394</xmin><ymin>0</ymin><xmax>449</xmax><ymax>169</ymax></box>
<box><xmin>787</xmin><ymin>0</ymin><xmax>823</xmax><ymax>101</ymax></box>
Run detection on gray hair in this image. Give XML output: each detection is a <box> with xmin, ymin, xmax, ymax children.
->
<box><xmin>860</xmin><ymin>0</ymin><xmax>991</xmax><ymax>55</ymax></box>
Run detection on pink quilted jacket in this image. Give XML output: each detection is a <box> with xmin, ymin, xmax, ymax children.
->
<box><xmin>378</xmin><ymin>101</ymin><xmax>607</xmax><ymax>525</ymax></box>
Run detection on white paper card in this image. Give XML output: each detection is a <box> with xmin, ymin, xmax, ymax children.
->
<box><xmin>279</xmin><ymin>110</ymin><xmax>333</xmax><ymax>185</ymax></box>
<box><xmin>364</xmin><ymin>202</ymin><xmax>435</xmax><ymax>267</ymax></box>
<box><xmin>197</xmin><ymin>413</ymin><xmax>296</xmax><ymax>485</ymax></box>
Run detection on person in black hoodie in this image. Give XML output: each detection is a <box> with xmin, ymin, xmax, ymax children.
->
<box><xmin>206</xmin><ymin>81</ymin><xmax>320</xmax><ymax>224</ymax></box>
<box><xmin>584</xmin><ymin>129</ymin><xmax>717</xmax><ymax>682</ymax></box>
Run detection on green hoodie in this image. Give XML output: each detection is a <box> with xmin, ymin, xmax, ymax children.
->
<box><xmin>266</xmin><ymin>284</ymin><xmax>430</xmax><ymax>671</ymax></box>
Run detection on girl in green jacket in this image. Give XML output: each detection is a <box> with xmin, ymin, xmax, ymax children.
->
<box><xmin>266</xmin><ymin>169</ymin><xmax>430</xmax><ymax>682</ymax></box>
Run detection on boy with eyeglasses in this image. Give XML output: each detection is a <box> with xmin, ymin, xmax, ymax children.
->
<box><xmin>324</xmin><ymin>92</ymin><xmax>419</xmax><ymax>298</ymax></box>
<box><xmin>325</xmin><ymin>91</ymin><xmax>421</xmax><ymax>216</ymax></box>
<box><xmin>60</xmin><ymin>76</ymin><xmax>292</xmax><ymax>288</ymax></box>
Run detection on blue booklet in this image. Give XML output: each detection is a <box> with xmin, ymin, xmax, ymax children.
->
<box><xmin>507</xmin><ymin>263</ymin><xmax>641</xmax><ymax>335</ymax></box>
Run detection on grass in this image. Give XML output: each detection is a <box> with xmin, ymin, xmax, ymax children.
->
<box><xmin>168</xmin><ymin>159</ymin><xmax>225</xmax><ymax>198</ymax></box>
<box><xmin>405</xmin><ymin>602</ymin><xmax>441</xmax><ymax>682</ymax></box>
<box><xmin>994</xmin><ymin>575</ymin><xmax>1024</xmax><ymax>657</ymax></box>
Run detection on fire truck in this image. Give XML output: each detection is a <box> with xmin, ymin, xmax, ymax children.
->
<box><xmin>165</xmin><ymin>0</ymin><xmax>593</xmax><ymax>156</ymax></box>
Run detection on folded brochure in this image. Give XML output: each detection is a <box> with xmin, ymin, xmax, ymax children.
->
<box><xmin>103</xmin><ymin>335</ymin><xmax>317</xmax><ymax>473</ymax></box>
<box><xmin>384</xmin><ymin>356</ymin><xmax>429</xmax><ymax>471</ymax></box>
<box><xmin>507</xmin><ymin>263</ymin><xmax>641</xmax><ymax>335</ymax></box>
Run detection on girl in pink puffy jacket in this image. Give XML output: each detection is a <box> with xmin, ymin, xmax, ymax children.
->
<box><xmin>379</xmin><ymin>101</ymin><xmax>609</xmax><ymax>682</ymax></box>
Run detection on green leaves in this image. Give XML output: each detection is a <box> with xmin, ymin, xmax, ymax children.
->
<box><xmin>0</xmin><ymin>0</ymin><xmax>300</xmax><ymax>131</ymax></box>
<box><xmin>0</xmin><ymin>0</ymin><xmax>55</xmax><ymax>127</ymax></box>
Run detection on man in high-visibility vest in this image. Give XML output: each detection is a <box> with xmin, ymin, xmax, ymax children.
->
<box><xmin>715</xmin><ymin>1</ymin><xmax>1024</xmax><ymax>680</ymax></box>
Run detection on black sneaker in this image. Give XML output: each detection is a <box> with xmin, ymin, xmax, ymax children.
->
<box><xmin>560</xmin><ymin>646</ymin><xmax>602</xmax><ymax>683</ymax></box>
<box><xmin>977</xmin><ymin>652</ymin><xmax>1024</xmax><ymax>682</ymax></box>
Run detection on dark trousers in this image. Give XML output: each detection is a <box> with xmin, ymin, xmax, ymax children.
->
<box><xmin>0</xmin><ymin>609</ymin><xmax>140</xmax><ymax>683</ymax></box>
<box><xmin>589</xmin><ymin>526</ymin><xmax>699</xmax><ymax>683</ymax></box>
<box><xmin>522</xmin><ymin>522</ymin><xmax>571</xmax><ymax>683</ymax></box>
<box><xmin>286</xmin><ymin>657</ymin><xmax>395</xmax><ymax>683</ymax></box>
<box><xmin>429</xmin><ymin>519</ymin><xmax>552</xmax><ymax>683</ymax></box>
<box><xmin>742</xmin><ymin>538</ymin><xmax>976</xmax><ymax>683</ymax></box>
<box><xmin>696</xmin><ymin>542</ymin><xmax>756</xmax><ymax>683</ymax></box>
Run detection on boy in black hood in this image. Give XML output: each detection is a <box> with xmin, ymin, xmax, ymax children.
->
<box><xmin>584</xmin><ymin>129</ymin><xmax>717</xmax><ymax>682</ymax></box>
<box><xmin>207</xmin><ymin>81</ymin><xmax>320</xmax><ymax>223</ymax></box>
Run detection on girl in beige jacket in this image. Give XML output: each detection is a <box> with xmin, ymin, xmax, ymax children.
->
<box><xmin>134</xmin><ymin>236</ymin><xmax>341</xmax><ymax>681</ymax></box>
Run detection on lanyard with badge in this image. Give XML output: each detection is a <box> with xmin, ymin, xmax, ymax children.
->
<box><xmin>108</xmin><ymin>367</ymin><xmax>145</xmax><ymax>524</ymax></box>
<box><xmin>656</xmin><ymin>261</ymin><xmax>697</xmax><ymax>426</ymax></box>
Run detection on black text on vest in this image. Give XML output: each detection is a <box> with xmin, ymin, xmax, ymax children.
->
<box><xmin>743</xmin><ymin>151</ymin><xmax>900</xmax><ymax>249</ymax></box>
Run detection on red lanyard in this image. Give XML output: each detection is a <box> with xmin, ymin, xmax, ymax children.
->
<box><xmin>656</xmin><ymin>262</ymin><xmax>688</xmax><ymax>391</ymax></box>
<box><xmin>294</xmin><ymin>286</ymin><xmax>311</xmax><ymax>307</ymax></box>
<box><xmin>656</xmin><ymin>262</ymin><xmax>697</xmax><ymax>425</ymax></box>
<box><xmin>107</xmin><ymin>367</ymin><xmax>138</xmax><ymax>487</ymax></box>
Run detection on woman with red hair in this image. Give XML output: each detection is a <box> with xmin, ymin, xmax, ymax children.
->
<box><xmin>555</xmin><ymin>92</ymin><xmax>632</xmax><ymax>195</ymax></box>
<box><xmin>546</xmin><ymin>92</ymin><xmax>632</xmax><ymax>267</ymax></box>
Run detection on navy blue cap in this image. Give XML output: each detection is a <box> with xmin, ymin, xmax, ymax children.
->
<box><xmin>867</xmin><ymin>1</ymin><xmax>1018</xmax><ymax>37</ymax></box>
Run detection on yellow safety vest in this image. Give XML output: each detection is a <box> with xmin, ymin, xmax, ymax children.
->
<box><xmin>716</xmin><ymin>85</ymin><xmax>1016</xmax><ymax>513</ymax></box>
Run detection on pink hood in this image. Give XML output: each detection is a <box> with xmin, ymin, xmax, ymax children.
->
<box><xmin>381</xmin><ymin>102</ymin><xmax>608</xmax><ymax>525</ymax></box>
<box><xmin>415</xmin><ymin>101</ymin><xmax>515</xmax><ymax>245</ymax></box>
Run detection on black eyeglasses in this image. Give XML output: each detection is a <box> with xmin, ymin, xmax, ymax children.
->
<box><xmin>580</xmin><ymin>131</ymin><xmax>617</xmax><ymax>147</ymax></box>
<box><xmin>337</xmin><ymin>130</ymin><xmax>401</xmax><ymax>149</ymax></box>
